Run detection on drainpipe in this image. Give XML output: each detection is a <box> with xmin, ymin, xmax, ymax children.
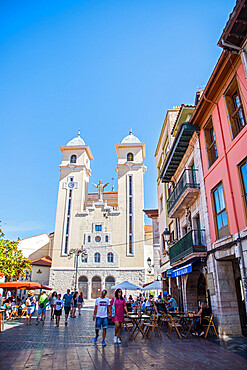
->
<box><xmin>205</xmin><ymin>94</ymin><xmax>247</xmax><ymax>316</ymax></box>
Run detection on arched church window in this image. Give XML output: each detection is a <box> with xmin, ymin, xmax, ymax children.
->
<box><xmin>105</xmin><ymin>235</ymin><xmax>108</xmax><ymax>242</ymax></box>
<box><xmin>94</xmin><ymin>252</ymin><xmax>100</xmax><ymax>263</ymax></box>
<box><xmin>107</xmin><ymin>252</ymin><xmax>113</xmax><ymax>263</ymax></box>
<box><xmin>127</xmin><ymin>152</ymin><xmax>133</xmax><ymax>162</ymax></box>
<box><xmin>70</xmin><ymin>154</ymin><xmax>77</xmax><ymax>164</ymax></box>
<box><xmin>88</xmin><ymin>235</ymin><xmax>91</xmax><ymax>243</ymax></box>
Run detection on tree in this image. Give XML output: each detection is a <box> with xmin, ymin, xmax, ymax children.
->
<box><xmin>0</xmin><ymin>226</ymin><xmax>32</xmax><ymax>281</ymax></box>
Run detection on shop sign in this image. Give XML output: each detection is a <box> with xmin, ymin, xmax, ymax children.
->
<box><xmin>171</xmin><ymin>263</ymin><xmax>192</xmax><ymax>278</ymax></box>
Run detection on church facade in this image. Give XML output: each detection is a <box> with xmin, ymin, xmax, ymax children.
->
<box><xmin>49</xmin><ymin>130</ymin><xmax>147</xmax><ymax>298</ymax></box>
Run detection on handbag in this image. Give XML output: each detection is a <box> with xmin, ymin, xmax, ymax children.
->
<box><xmin>111</xmin><ymin>297</ymin><xmax>116</xmax><ymax>317</ymax></box>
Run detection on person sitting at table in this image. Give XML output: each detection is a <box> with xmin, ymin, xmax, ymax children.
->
<box><xmin>193</xmin><ymin>301</ymin><xmax>211</xmax><ymax>336</ymax></box>
<box><xmin>131</xmin><ymin>300</ymin><xmax>136</xmax><ymax>312</ymax></box>
<box><xmin>141</xmin><ymin>299</ymin><xmax>146</xmax><ymax>312</ymax></box>
<box><xmin>128</xmin><ymin>295</ymin><xmax>133</xmax><ymax>303</ymax></box>
<box><xmin>158</xmin><ymin>292</ymin><xmax>163</xmax><ymax>302</ymax></box>
<box><xmin>166</xmin><ymin>294</ymin><xmax>177</xmax><ymax>312</ymax></box>
<box><xmin>3</xmin><ymin>298</ymin><xmax>12</xmax><ymax>319</ymax></box>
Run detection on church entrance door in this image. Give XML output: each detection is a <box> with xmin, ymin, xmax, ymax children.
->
<box><xmin>105</xmin><ymin>276</ymin><xmax>115</xmax><ymax>299</ymax></box>
<box><xmin>78</xmin><ymin>276</ymin><xmax>88</xmax><ymax>299</ymax></box>
<box><xmin>92</xmin><ymin>276</ymin><xmax>101</xmax><ymax>299</ymax></box>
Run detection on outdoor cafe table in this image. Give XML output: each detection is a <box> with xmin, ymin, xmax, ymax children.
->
<box><xmin>129</xmin><ymin>314</ymin><xmax>150</xmax><ymax>339</ymax></box>
<box><xmin>177</xmin><ymin>314</ymin><xmax>197</xmax><ymax>339</ymax></box>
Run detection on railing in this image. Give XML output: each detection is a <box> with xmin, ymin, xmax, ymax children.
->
<box><xmin>168</xmin><ymin>229</ymin><xmax>206</xmax><ymax>265</ymax></box>
<box><xmin>167</xmin><ymin>169</ymin><xmax>200</xmax><ymax>215</ymax></box>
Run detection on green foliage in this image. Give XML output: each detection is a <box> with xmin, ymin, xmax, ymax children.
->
<box><xmin>0</xmin><ymin>226</ymin><xmax>32</xmax><ymax>282</ymax></box>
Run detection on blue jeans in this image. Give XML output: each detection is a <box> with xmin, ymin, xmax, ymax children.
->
<box><xmin>95</xmin><ymin>317</ymin><xmax>108</xmax><ymax>329</ymax></box>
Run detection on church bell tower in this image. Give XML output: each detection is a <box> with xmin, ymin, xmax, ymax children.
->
<box><xmin>115</xmin><ymin>130</ymin><xmax>147</xmax><ymax>262</ymax></box>
<box><xmin>53</xmin><ymin>131</ymin><xmax>94</xmax><ymax>257</ymax></box>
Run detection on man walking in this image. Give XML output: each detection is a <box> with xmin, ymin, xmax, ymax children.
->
<box><xmin>93</xmin><ymin>289</ymin><xmax>110</xmax><ymax>346</ymax></box>
<box><xmin>36</xmin><ymin>291</ymin><xmax>49</xmax><ymax>325</ymax></box>
<box><xmin>63</xmin><ymin>289</ymin><xmax>73</xmax><ymax>326</ymax></box>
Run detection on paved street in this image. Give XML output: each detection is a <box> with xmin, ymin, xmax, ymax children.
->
<box><xmin>0</xmin><ymin>307</ymin><xmax>247</xmax><ymax>370</ymax></box>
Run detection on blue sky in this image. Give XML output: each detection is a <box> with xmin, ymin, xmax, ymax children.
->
<box><xmin>0</xmin><ymin>0</ymin><xmax>235</xmax><ymax>240</ymax></box>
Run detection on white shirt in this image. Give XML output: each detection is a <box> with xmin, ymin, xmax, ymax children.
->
<box><xmin>95</xmin><ymin>297</ymin><xmax>110</xmax><ymax>318</ymax></box>
<box><xmin>55</xmin><ymin>299</ymin><xmax>64</xmax><ymax>311</ymax></box>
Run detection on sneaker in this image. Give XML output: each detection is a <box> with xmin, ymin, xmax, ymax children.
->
<box><xmin>42</xmin><ymin>321</ymin><xmax>45</xmax><ymax>326</ymax></box>
<box><xmin>65</xmin><ymin>322</ymin><xmax>68</xmax><ymax>326</ymax></box>
<box><xmin>117</xmin><ymin>338</ymin><xmax>121</xmax><ymax>344</ymax></box>
<box><xmin>94</xmin><ymin>336</ymin><xmax>98</xmax><ymax>343</ymax></box>
<box><xmin>199</xmin><ymin>331</ymin><xmax>205</xmax><ymax>337</ymax></box>
<box><xmin>35</xmin><ymin>321</ymin><xmax>39</xmax><ymax>325</ymax></box>
<box><xmin>114</xmin><ymin>336</ymin><xmax>117</xmax><ymax>343</ymax></box>
<box><xmin>102</xmin><ymin>340</ymin><xmax>106</xmax><ymax>346</ymax></box>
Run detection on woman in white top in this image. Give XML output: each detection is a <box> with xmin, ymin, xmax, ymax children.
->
<box><xmin>49</xmin><ymin>291</ymin><xmax>57</xmax><ymax>320</ymax></box>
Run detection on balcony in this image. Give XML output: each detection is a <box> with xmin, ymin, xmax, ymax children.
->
<box><xmin>167</xmin><ymin>169</ymin><xmax>200</xmax><ymax>217</ymax></box>
<box><xmin>168</xmin><ymin>229</ymin><xmax>206</xmax><ymax>266</ymax></box>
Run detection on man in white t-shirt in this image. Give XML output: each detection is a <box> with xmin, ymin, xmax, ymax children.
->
<box><xmin>93</xmin><ymin>289</ymin><xmax>110</xmax><ymax>346</ymax></box>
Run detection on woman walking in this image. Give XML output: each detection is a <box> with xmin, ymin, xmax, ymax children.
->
<box><xmin>25</xmin><ymin>290</ymin><xmax>36</xmax><ymax>325</ymax></box>
<box><xmin>49</xmin><ymin>291</ymin><xmax>57</xmax><ymax>320</ymax></box>
<box><xmin>77</xmin><ymin>292</ymin><xmax>84</xmax><ymax>316</ymax></box>
<box><xmin>71</xmin><ymin>292</ymin><xmax>78</xmax><ymax>318</ymax></box>
<box><xmin>110</xmin><ymin>289</ymin><xmax>129</xmax><ymax>344</ymax></box>
<box><xmin>54</xmin><ymin>294</ymin><xmax>64</xmax><ymax>327</ymax></box>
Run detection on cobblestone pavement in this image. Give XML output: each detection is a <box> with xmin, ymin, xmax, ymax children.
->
<box><xmin>0</xmin><ymin>307</ymin><xmax>246</xmax><ymax>369</ymax></box>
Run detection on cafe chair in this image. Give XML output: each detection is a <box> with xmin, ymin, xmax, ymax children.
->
<box><xmin>7</xmin><ymin>306</ymin><xmax>19</xmax><ymax>320</ymax></box>
<box><xmin>203</xmin><ymin>314</ymin><xmax>218</xmax><ymax>338</ymax></box>
<box><xmin>21</xmin><ymin>307</ymin><xmax>27</xmax><ymax>318</ymax></box>
<box><xmin>143</xmin><ymin>314</ymin><xmax>162</xmax><ymax>340</ymax></box>
<box><xmin>166</xmin><ymin>314</ymin><xmax>182</xmax><ymax>339</ymax></box>
<box><xmin>123</xmin><ymin>319</ymin><xmax>134</xmax><ymax>340</ymax></box>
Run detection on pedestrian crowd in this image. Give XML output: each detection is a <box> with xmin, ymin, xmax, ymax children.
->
<box><xmin>1</xmin><ymin>288</ymin><xmax>211</xmax><ymax>345</ymax></box>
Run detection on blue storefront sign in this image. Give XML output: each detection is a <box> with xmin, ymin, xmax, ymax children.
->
<box><xmin>171</xmin><ymin>263</ymin><xmax>192</xmax><ymax>278</ymax></box>
<box><xmin>166</xmin><ymin>269</ymin><xmax>173</xmax><ymax>277</ymax></box>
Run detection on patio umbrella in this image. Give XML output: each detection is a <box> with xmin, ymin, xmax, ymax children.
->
<box><xmin>111</xmin><ymin>281</ymin><xmax>141</xmax><ymax>291</ymax></box>
<box><xmin>142</xmin><ymin>280</ymin><xmax>162</xmax><ymax>291</ymax></box>
<box><xmin>0</xmin><ymin>281</ymin><xmax>51</xmax><ymax>290</ymax></box>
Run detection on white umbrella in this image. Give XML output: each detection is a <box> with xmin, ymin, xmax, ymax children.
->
<box><xmin>111</xmin><ymin>281</ymin><xmax>141</xmax><ymax>290</ymax></box>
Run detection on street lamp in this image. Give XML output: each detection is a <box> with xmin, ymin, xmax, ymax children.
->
<box><xmin>147</xmin><ymin>257</ymin><xmax>154</xmax><ymax>274</ymax></box>
<box><xmin>68</xmin><ymin>247</ymin><xmax>87</xmax><ymax>292</ymax></box>
<box><xmin>163</xmin><ymin>228</ymin><xmax>170</xmax><ymax>247</ymax></box>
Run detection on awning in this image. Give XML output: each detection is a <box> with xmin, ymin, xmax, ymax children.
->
<box><xmin>171</xmin><ymin>263</ymin><xmax>192</xmax><ymax>278</ymax></box>
<box><xmin>0</xmin><ymin>281</ymin><xmax>52</xmax><ymax>290</ymax></box>
<box><xmin>160</xmin><ymin>123</ymin><xmax>200</xmax><ymax>183</ymax></box>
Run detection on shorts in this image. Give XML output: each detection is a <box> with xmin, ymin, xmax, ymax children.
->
<box><xmin>54</xmin><ymin>309</ymin><xmax>62</xmax><ymax>316</ymax></box>
<box><xmin>64</xmin><ymin>306</ymin><xmax>71</xmax><ymax>315</ymax></box>
<box><xmin>95</xmin><ymin>317</ymin><xmax>108</xmax><ymax>330</ymax></box>
<box><xmin>38</xmin><ymin>306</ymin><xmax>47</xmax><ymax>315</ymax></box>
<box><xmin>74</xmin><ymin>303</ymin><xmax>77</xmax><ymax>308</ymax></box>
<box><xmin>26</xmin><ymin>306</ymin><xmax>35</xmax><ymax>315</ymax></box>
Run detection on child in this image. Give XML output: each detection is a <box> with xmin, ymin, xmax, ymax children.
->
<box><xmin>54</xmin><ymin>294</ymin><xmax>64</xmax><ymax>327</ymax></box>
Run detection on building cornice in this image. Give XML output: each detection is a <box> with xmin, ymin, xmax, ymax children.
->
<box><xmin>115</xmin><ymin>162</ymin><xmax>147</xmax><ymax>173</ymax></box>
<box><xmin>115</xmin><ymin>143</ymin><xmax>146</xmax><ymax>158</ymax></box>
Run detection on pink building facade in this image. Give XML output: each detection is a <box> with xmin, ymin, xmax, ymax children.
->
<box><xmin>190</xmin><ymin>2</ymin><xmax>247</xmax><ymax>335</ymax></box>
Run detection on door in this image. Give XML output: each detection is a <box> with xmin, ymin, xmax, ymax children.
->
<box><xmin>92</xmin><ymin>276</ymin><xmax>102</xmax><ymax>299</ymax></box>
<box><xmin>78</xmin><ymin>276</ymin><xmax>88</xmax><ymax>299</ymax></box>
<box><xmin>105</xmin><ymin>276</ymin><xmax>115</xmax><ymax>299</ymax></box>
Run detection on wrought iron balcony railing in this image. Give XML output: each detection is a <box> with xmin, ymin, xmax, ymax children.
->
<box><xmin>168</xmin><ymin>229</ymin><xmax>206</xmax><ymax>265</ymax></box>
<box><xmin>167</xmin><ymin>169</ymin><xmax>200</xmax><ymax>216</ymax></box>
